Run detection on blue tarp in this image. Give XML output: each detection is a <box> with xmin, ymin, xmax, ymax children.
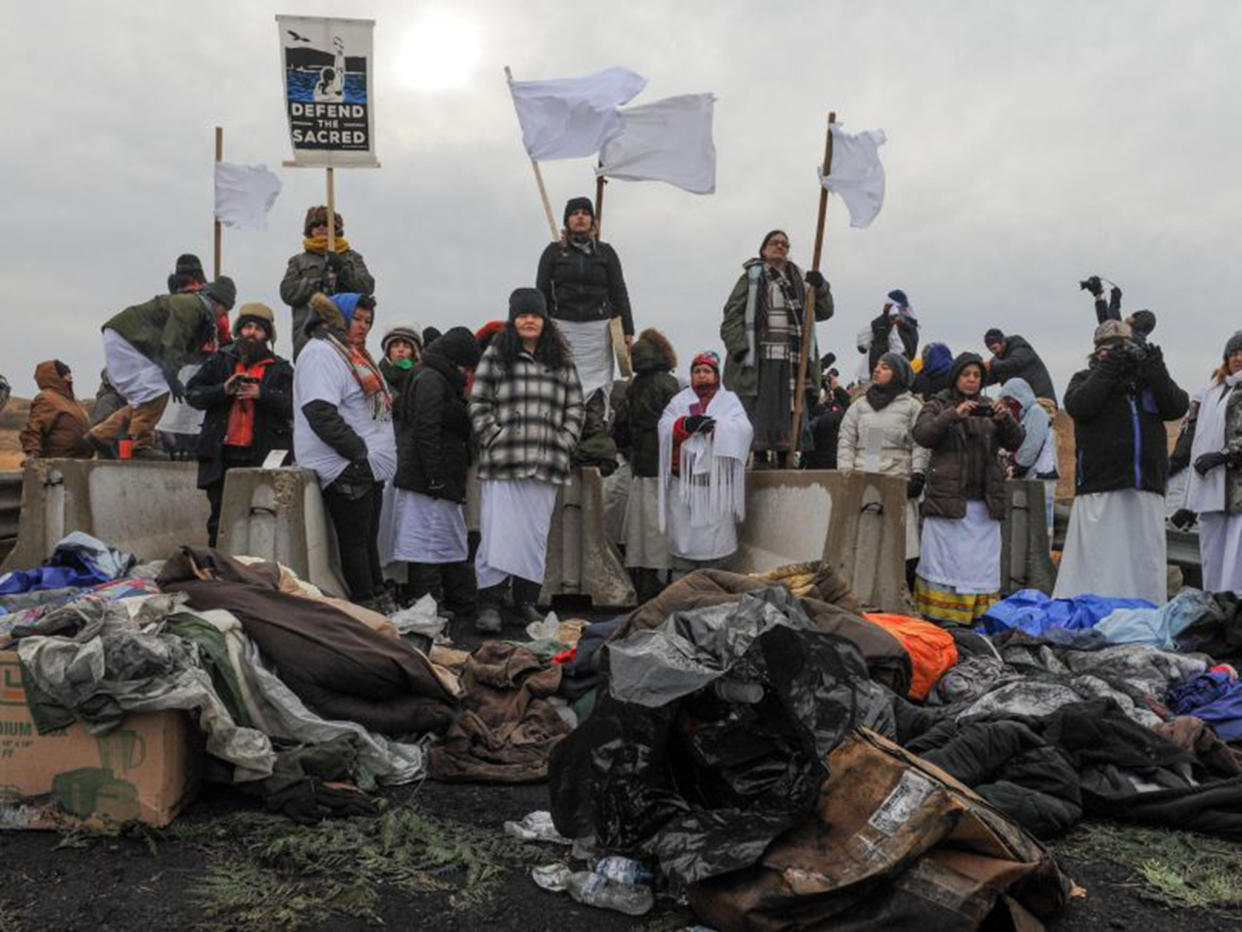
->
<box><xmin>1095</xmin><ymin>588</ymin><xmax>1217</xmax><ymax>650</ymax></box>
<box><xmin>981</xmin><ymin>589</ymin><xmax>1155</xmax><ymax>637</ymax></box>
<box><xmin>0</xmin><ymin>532</ymin><xmax>135</xmax><ymax>595</ymax></box>
<box><xmin>1168</xmin><ymin>671</ymin><xmax>1242</xmax><ymax>743</ymax></box>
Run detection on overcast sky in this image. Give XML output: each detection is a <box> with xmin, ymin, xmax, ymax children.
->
<box><xmin>5</xmin><ymin>0</ymin><xmax>1241</xmax><ymax>401</ymax></box>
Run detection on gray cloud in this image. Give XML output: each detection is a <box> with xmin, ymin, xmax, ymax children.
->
<box><xmin>5</xmin><ymin>0</ymin><xmax>1240</xmax><ymax>406</ymax></box>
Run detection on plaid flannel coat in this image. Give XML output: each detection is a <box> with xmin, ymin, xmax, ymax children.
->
<box><xmin>469</xmin><ymin>343</ymin><xmax>585</xmax><ymax>484</ymax></box>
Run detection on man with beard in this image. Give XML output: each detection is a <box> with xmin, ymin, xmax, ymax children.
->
<box><xmin>658</xmin><ymin>351</ymin><xmax>754</xmax><ymax>573</ymax></box>
<box><xmin>187</xmin><ymin>304</ymin><xmax>293</xmax><ymax>546</ymax></box>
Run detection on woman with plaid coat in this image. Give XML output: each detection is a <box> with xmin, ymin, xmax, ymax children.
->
<box><xmin>468</xmin><ymin>288</ymin><xmax>585</xmax><ymax>632</ymax></box>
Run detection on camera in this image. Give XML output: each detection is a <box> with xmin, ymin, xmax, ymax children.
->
<box><xmin>969</xmin><ymin>399</ymin><xmax>995</xmax><ymax>417</ymax></box>
<box><xmin>1079</xmin><ymin>275</ymin><xmax>1103</xmax><ymax>295</ymax></box>
<box><xmin>1109</xmin><ymin>340</ymin><xmax>1147</xmax><ymax>365</ymax></box>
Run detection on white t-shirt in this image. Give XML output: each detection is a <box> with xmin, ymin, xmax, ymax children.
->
<box><xmin>293</xmin><ymin>338</ymin><xmax>396</xmax><ymax>486</ymax></box>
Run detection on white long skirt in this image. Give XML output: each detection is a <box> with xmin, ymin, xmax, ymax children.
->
<box><xmin>667</xmin><ymin>476</ymin><xmax>738</xmax><ymax>562</ymax></box>
<box><xmin>1199</xmin><ymin>511</ymin><xmax>1242</xmax><ymax>595</ymax></box>
<box><xmin>916</xmin><ymin>500</ymin><xmax>1001</xmax><ymax>594</ymax></box>
<box><xmin>391</xmin><ymin>488</ymin><xmax>468</xmax><ymax>564</ymax></box>
<box><xmin>1053</xmin><ymin>489</ymin><xmax>1166</xmax><ymax>604</ymax></box>
<box><xmin>556</xmin><ymin>318</ymin><xmax>614</xmax><ymax>404</ymax></box>
<box><xmin>102</xmin><ymin>328</ymin><xmax>170</xmax><ymax>405</ymax></box>
<box><xmin>475</xmin><ymin>478</ymin><xmax>560</xmax><ymax>588</ymax></box>
<box><xmin>623</xmin><ymin>476</ymin><xmax>670</xmax><ymax>569</ymax></box>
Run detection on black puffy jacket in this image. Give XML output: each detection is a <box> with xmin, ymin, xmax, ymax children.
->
<box><xmin>394</xmin><ymin>352</ymin><xmax>471</xmax><ymax>503</ymax></box>
<box><xmin>536</xmin><ymin>239</ymin><xmax>634</xmax><ymax>335</ymax></box>
<box><xmin>1064</xmin><ymin>347</ymin><xmax>1188</xmax><ymax>496</ymax></box>
<box><xmin>611</xmin><ymin>329</ymin><xmax>678</xmax><ymax>477</ymax></box>
<box><xmin>986</xmin><ymin>335</ymin><xmax>1057</xmax><ymax>405</ymax></box>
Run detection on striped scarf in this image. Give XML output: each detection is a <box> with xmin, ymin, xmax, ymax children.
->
<box><xmin>323</xmin><ymin>332</ymin><xmax>391</xmax><ymax>421</ymax></box>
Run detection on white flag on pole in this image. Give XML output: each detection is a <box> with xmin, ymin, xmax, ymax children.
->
<box><xmin>820</xmin><ymin>126</ymin><xmax>887</xmax><ymax>229</ymax></box>
<box><xmin>596</xmin><ymin>94</ymin><xmax>717</xmax><ymax>194</ymax></box>
<box><xmin>508</xmin><ymin>67</ymin><xmax>647</xmax><ymax>160</ymax></box>
<box><xmin>214</xmin><ymin>162</ymin><xmax>283</xmax><ymax>230</ymax></box>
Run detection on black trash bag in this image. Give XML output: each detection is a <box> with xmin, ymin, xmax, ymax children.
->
<box><xmin>548</xmin><ymin>587</ymin><xmax>893</xmax><ymax>887</ymax></box>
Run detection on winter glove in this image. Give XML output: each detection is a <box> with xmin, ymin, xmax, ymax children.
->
<box><xmin>323</xmin><ymin>251</ymin><xmax>343</xmax><ymax>273</ymax></box>
<box><xmin>1139</xmin><ymin>343</ymin><xmax>1165</xmax><ymax>378</ymax></box>
<box><xmin>162</xmin><ymin>363</ymin><xmax>186</xmax><ymax>404</ymax></box>
<box><xmin>906</xmin><ymin>473</ymin><xmax>926</xmax><ymax>499</ymax></box>
<box><xmin>1194</xmin><ymin>451</ymin><xmax>1229</xmax><ymax>476</ymax></box>
<box><xmin>805</xmin><ymin>270</ymin><xmax>826</xmax><ymax>291</ymax></box>
<box><xmin>683</xmin><ymin>415</ymin><xmax>709</xmax><ymax>434</ymax></box>
<box><xmin>1170</xmin><ymin>508</ymin><xmax>1197</xmax><ymax>531</ymax></box>
<box><xmin>696</xmin><ymin>416</ymin><xmax>717</xmax><ymax>435</ymax></box>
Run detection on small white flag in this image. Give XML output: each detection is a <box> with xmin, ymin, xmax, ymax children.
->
<box><xmin>214</xmin><ymin>162</ymin><xmax>282</xmax><ymax>230</ymax></box>
<box><xmin>597</xmin><ymin>94</ymin><xmax>717</xmax><ymax>195</ymax></box>
<box><xmin>508</xmin><ymin>67</ymin><xmax>647</xmax><ymax>161</ymax></box>
<box><xmin>820</xmin><ymin>126</ymin><xmax>886</xmax><ymax>229</ymax></box>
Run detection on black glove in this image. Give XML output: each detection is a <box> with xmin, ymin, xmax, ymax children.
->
<box><xmin>1194</xmin><ymin>451</ymin><xmax>1229</xmax><ymax>476</ymax></box>
<box><xmin>1140</xmin><ymin>343</ymin><xmax>1164</xmax><ymax>377</ymax></box>
<box><xmin>323</xmin><ymin>251</ymin><xmax>343</xmax><ymax>273</ymax></box>
<box><xmin>161</xmin><ymin>362</ymin><xmax>185</xmax><ymax>403</ymax></box>
<box><xmin>1170</xmin><ymin>508</ymin><xmax>1197</xmax><ymax>531</ymax></box>
<box><xmin>683</xmin><ymin>415</ymin><xmax>709</xmax><ymax>434</ymax></box>
<box><xmin>805</xmin><ymin>270</ymin><xmax>826</xmax><ymax>291</ymax></box>
<box><xmin>906</xmin><ymin>473</ymin><xmax>926</xmax><ymax>499</ymax></box>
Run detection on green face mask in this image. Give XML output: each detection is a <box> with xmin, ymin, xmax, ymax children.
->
<box><xmin>393</xmin><ymin>357</ymin><xmax>414</xmax><ymax>371</ymax></box>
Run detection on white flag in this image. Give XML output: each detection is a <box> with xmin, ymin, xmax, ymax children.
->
<box><xmin>214</xmin><ymin>162</ymin><xmax>282</xmax><ymax>230</ymax></box>
<box><xmin>597</xmin><ymin>94</ymin><xmax>716</xmax><ymax>194</ymax></box>
<box><xmin>508</xmin><ymin>67</ymin><xmax>647</xmax><ymax>160</ymax></box>
<box><xmin>820</xmin><ymin>126</ymin><xmax>887</xmax><ymax>229</ymax></box>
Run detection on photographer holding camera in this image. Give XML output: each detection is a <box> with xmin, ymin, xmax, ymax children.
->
<box><xmin>187</xmin><ymin>304</ymin><xmax>293</xmax><ymax>546</ymax></box>
<box><xmin>1081</xmin><ymin>274</ymin><xmax>1157</xmax><ymax>345</ymax></box>
<box><xmin>910</xmin><ymin>352</ymin><xmax>1024</xmax><ymax>626</ymax></box>
<box><xmin>1053</xmin><ymin>319</ymin><xmax>1188</xmax><ymax>604</ymax></box>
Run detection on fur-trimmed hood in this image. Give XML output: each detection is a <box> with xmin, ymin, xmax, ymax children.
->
<box><xmin>305</xmin><ymin>292</ymin><xmax>347</xmax><ymax>336</ymax></box>
<box><xmin>630</xmin><ymin>327</ymin><xmax>677</xmax><ymax>373</ymax></box>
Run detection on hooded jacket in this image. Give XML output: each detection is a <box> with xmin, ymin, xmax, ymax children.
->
<box><xmin>102</xmin><ymin>293</ymin><xmax>217</xmax><ymax>370</ymax></box>
<box><xmin>186</xmin><ymin>342</ymin><xmax>294</xmax><ymax>489</ymax></box>
<box><xmin>912</xmin><ymin>343</ymin><xmax>954</xmax><ymax>400</ymax></box>
<box><xmin>998</xmin><ymin>378</ymin><xmax>1056</xmax><ymax>477</ymax></box>
<box><xmin>612</xmin><ymin>329</ymin><xmax>679</xmax><ymax>477</ymax></box>
<box><xmin>394</xmin><ymin>351</ymin><xmax>473</xmax><ymax>503</ymax></box>
<box><xmin>19</xmin><ymin>361</ymin><xmax>91</xmax><ymax>459</ymax></box>
<box><xmin>720</xmin><ymin>258</ymin><xmax>834</xmax><ymax>398</ymax></box>
<box><xmin>985</xmin><ymin>335</ymin><xmax>1057</xmax><ymax>405</ymax></box>
<box><xmin>1063</xmin><ymin>346</ymin><xmax>1188</xmax><ymax>496</ymax></box>
<box><xmin>912</xmin><ymin>354</ymin><xmax>1025</xmax><ymax>520</ymax></box>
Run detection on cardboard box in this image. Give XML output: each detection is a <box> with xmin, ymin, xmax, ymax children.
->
<box><xmin>0</xmin><ymin>650</ymin><xmax>198</xmax><ymax>829</ymax></box>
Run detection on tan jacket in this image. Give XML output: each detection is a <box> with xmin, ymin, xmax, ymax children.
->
<box><xmin>837</xmin><ymin>392</ymin><xmax>930</xmax><ymax>478</ymax></box>
<box><xmin>20</xmin><ymin>361</ymin><xmax>92</xmax><ymax>459</ymax></box>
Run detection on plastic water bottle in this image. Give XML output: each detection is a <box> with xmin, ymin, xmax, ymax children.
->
<box><xmin>565</xmin><ymin>871</ymin><xmax>654</xmax><ymax>916</ymax></box>
<box><xmin>595</xmin><ymin>855</ymin><xmax>654</xmax><ymax>886</ymax></box>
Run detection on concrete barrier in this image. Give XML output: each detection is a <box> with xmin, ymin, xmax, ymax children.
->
<box><xmin>0</xmin><ymin>471</ymin><xmax>21</xmax><ymax>563</ymax></box>
<box><xmin>999</xmin><ymin>480</ymin><xmax>1058</xmax><ymax>595</ymax></box>
<box><xmin>722</xmin><ymin>470</ymin><xmax>909</xmax><ymax>613</ymax></box>
<box><xmin>216</xmin><ymin>467</ymin><xmax>347</xmax><ymax>597</ymax></box>
<box><xmin>0</xmin><ymin>460</ymin><xmax>209</xmax><ymax>574</ymax></box>
<box><xmin>540</xmin><ymin>467</ymin><xmax>636</xmax><ymax>608</ymax></box>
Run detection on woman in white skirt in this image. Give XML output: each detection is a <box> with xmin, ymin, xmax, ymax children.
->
<box><xmin>911</xmin><ymin>353</ymin><xmax>1024</xmax><ymax>625</ymax></box>
<box><xmin>392</xmin><ymin>327</ymin><xmax>483</xmax><ymax>621</ymax></box>
<box><xmin>837</xmin><ymin>352</ymin><xmax>930</xmax><ymax>584</ymax></box>
<box><xmin>469</xmin><ymin>289</ymin><xmax>585</xmax><ymax>632</ymax></box>
<box><xmin>1183</xmin><ymin>331</ymin><xmax>1242</xmax><ymax>594</ymax></box>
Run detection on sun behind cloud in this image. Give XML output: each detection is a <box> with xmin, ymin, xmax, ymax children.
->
<box><xmin>396</xmin><ymin>9</ymin><xmax>482</xmax><ymax>92</ymax></box>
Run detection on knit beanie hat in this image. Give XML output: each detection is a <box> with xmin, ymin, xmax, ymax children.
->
<box><xmin>167</xmin><ymin>254</ymin><xmax>206</xmax><ymax>294</ymax></box>
<box><xmin>984</xmin><ymin>328</ymin><xmax>1005</xmax><ymax>348</ymax></box>
<box><xmin>887</xmin><ymin>289</ymin><xmax>910</xmax><ymax>308</ymax></box>
<box><xmin>1129</xmin><ymin>310</ymin><xmax>1157</xmax><ymax>339</ymax></box>
<box><xmin>1225</xmin><ymin>330</ymin><xmax>1242</xmax><ymax>360</ymax></box>
<box><xmin>430</xmin><ymin>326</ymin><xmax>483</xmax><ymax>369</ymax></box>
<box><xmin>1093</xmin><ymin>319</ymin><xmax>1132</xmax><ymax>347</ymax></box>
<box><xmin>422</xmin><ymin>326</ymin><xmax>443</xmax><ymax>347</ymax></box>
<box><xmin>202</xmin><ymin>276</ymin><xmax>237</xmax><ymax>310</ymax></box>
<box><xmin>690</xmin><ymin>350</ymin><xmax>721</xmax><ymax>379</ymax></box>
<box><xmin>234</xmin><ymin>302</ymin><xmax>276</xmax><ymax>343</ymax></box>
<box><xmin>381</xmin><ymin>325</ymin><xmax>423</xmax><ymax>356</ymax></box>
<box><xmin>304</xmin><ymin>205</ymin><xmax>343</xmax><ymax>236</ymax></box>
<box><xmin>563</xmin><ymin>196</ymin><xmax>595</xmax><ymax>226</ymax></box>
<box><xmin>509</xmin><ymin>287</ymin><xmax>548</xmax><ymax>321</ymax></box>
<box><xmin>878</xmin><ymin>351</ymin><xmax>913</xmax><ymax>390</ymax></box>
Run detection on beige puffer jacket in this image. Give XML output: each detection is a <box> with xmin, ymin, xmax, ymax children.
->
<box><xmin>837</xmin><ymin>391</ymin><xmax>930</xmax><ymax>478</ymax></box>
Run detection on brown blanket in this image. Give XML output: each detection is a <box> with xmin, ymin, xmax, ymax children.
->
<box><xmin>429</xmin><ymin>642</ymin><xmax>571</xmax><ymax>783</ymax></box>
<box><xmin>616</xmin><ymin>566</ymin><xmax>911</xmax><ymax>697</ymax></box>
<box><xmin>158</xmin><ymin>547</ymin><xmax>457</xmax><ymax>736</ymax></box>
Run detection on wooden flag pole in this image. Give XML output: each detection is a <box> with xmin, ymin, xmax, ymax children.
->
<box><xmin>594</xmin><ymin>164</ymin><xmax>607</xmax><ymax>236</ymax></box>
<box><xmin>790</xmin><ymin>111</ymin><xmax>836</xmax><ymax>457</ymax></box>
<box><xmin>213</xmin><ymin>126</ymin><xmax>223</xmax><ymax>278</ymax></box>
<box><xmin>505</xmin><ymin>66</ymin><xmax>560</xmax><ymax>241</ymax></box>
<box><xmin>325</xmin><ymin>166</ymin><xmax>337</xmax><ymax>254</ymax></box>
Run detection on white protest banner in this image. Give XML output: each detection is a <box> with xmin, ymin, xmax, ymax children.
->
<box><xmin>508</xmin><ymin>67</ymin><xmax>646</xmax><ymax>161</ymax></box>
<box><xmin>214</xmin><ymin>162</ymin><xmax>282</xmax><ymax>230</ymax></box>
<box><xmin>276</xmin><ymin>15</ymin><xmax>378</xmax><ymax>167</ymax></box>
<box><xmin>819</xmin><ymin>125</ymin><xmax>886</xmax><ymax>229</ymax></box>
<box><xmin>597</xmin><ymin>93</ymin><xmax>717</xmax><ymax>194</ymax></box>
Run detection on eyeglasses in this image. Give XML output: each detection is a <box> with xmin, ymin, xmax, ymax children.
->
<box><xmin>767</xmin><ymin>240</ymin><xmax>790</xmax><ymax>248</ymax></box>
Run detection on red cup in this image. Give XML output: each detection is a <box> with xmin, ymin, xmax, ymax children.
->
<box><xmin>118</xmin><ymin>439</ymin><xmax>133</xmax><ymax>460</ymax></box>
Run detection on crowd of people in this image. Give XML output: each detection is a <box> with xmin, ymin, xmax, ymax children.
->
<box><xmin>9</xmin><ymin>198</ymin><xmax>1242</xmax><ymax>627</ymax></box>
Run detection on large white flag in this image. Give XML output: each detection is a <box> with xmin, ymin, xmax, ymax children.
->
<box><xmin>820</xmin><ymin>125</ymin><xmax>887</xmax><ymax>228</ymax></box>
<box><xmin>508</xmin><ymin>67</ymin><xmax>647</xmax><ymax>160</ymax></box>
<box><xmin>214</xmin><ymin>162</ymin><xmax>282</xmax><ymax>230</ymax></box>
<box><xmin>597</xmin><ymin>94</ymin><xmax>716</xmax><ymax>194</ymax></box>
